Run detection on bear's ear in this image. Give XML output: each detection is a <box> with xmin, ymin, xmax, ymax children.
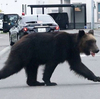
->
<box><xmin>88</xmin><ymin>30</ymin><xmax>94</xmax><ymax>35</ymax></box>
<box><xmin>78</xmin><ymin>30</ymin><xmax>85</xmax><ymax>38</ymax></box>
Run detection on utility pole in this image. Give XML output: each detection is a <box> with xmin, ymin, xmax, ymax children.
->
<box><xmin>59</xmin><ymin>0</ymin><xmax>63</xmax><ymax>12</ymax></box>
<box><xmin>60</xmin><ymin>0</ymin><xmax>63</xmax><ymax>4</ymax></box>
<box><xmin>91</xmin><ymin>0</ymin><xmax>94</xmax><ymax>29</ymax></box>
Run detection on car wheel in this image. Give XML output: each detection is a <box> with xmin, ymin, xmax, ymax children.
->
<box><xmin>9</xmin><ymin>32</ymin><xmax>14</xmax><ymax>46</ymax></box>
<box><xmin>17</xmin><ymin>34</ymin><xmax>20</xmax><ymax>41</ymax></box>
<box><xmin>66</xmin><ymin>24</ymin><xmax>68</xmax><ymax>29</ymax></box>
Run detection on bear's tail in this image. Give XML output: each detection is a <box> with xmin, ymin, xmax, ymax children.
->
<box><xmin>0</xmin><ymin>56</ymin><xmax>23</xmax><ymax>79</ymax></box>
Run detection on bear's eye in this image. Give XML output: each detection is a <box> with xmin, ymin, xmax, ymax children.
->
<box><xmin>86</xmin><ymin>40</ymin><xmax>96</xmax><ymax>45</ymax></box>
<box><xmin>88</xmin><ymin>42</ymin><xmax>92</xmax><ymax>46</ymax></box>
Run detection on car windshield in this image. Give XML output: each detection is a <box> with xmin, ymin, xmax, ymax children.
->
<box><xmin>4</xmin><ymin>14</ymin><xmax>18</xmax><ymax>22</ymax></box>
<box><xmin>22</xmin><ymin>15</ymin><xmax>55</xmax><ymax>24</ymax></box>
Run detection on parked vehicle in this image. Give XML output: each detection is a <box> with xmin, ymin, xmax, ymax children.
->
<box><xmin>0</xmin><ymin>13</ymin><xmax>4</xmax><ymax>30</ymax></box>
<box><xmin>49</xmin><ymin>12</ymin><xmax>69</xmax><ymax>30</ymax></box>
<box><xmin>9</xmin><ymin>14</ymin><xmax>59</xmax><ymax>46</ymax></box>
<box><xmin>3</xmin><ymin>14</ymin><xmax>19</xmax><ymax>32</ymax></box>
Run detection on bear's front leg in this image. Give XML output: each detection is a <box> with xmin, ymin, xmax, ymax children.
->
<box><xmin>81</xmin><ymin>63</ymin><xmax>100</xmax><ymax>82</ymax></box>
<box><xmin>25</xmin><ymin>64</ymin><xmax>45</xmax><ymax>86</ymax></box>
<box><xmin>91</xmin><ymin>76</ymin><xmax>100</xmax><ymax>82</ymax></box>
<box><xmin>43</xmin><ymin>62</ymin><xmax>58</xmax><ymax>86</ymax></box>
<box><xmin>68</xmin><ymin>59</ymin><xmax>100</xmax><ymax>82</ymax></box>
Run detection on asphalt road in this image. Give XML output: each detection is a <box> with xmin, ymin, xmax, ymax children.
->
<box><xmin>0</xmin><ymin>30</ymin><xmax>100</xmax><ymax>99</ymax></box>
<box><xmin>0</xmin><ymin>33</ymin><xmax>9</xmax><ymax>51</ymax></box>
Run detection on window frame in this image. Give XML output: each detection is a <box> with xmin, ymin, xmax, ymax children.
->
<box><xmin>97</xmin><ymin>2</ymin><xmax>100</xmax><ymax>22</ymax></box>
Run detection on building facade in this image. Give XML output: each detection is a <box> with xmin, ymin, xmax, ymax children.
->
<box><xmin>71</xmin><ymin>0</ymin><xmax>100</xmax><ymax>28</ymax></box>
<box><xmin>0</xmin><ymin>0</ymin><xmax>100</xmax><ymax>29</ymax></box>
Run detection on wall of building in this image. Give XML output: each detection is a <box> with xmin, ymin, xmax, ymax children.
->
<box><xmin>71</xmin><ymin>0</ymin><xmax>90</xmax><ymax>22</ymax></box>
<box><xmin>71</xmin><ymin>0</ymin><xmax>100</xmax><ymax>24</ymax></box>
<box><xmin>1</xmin><ymin>0</ymin><xmax>100</xmax><ymax>29</ymax></box>
<box><xmin>71</xmin><ymin>0</ymin><xmax>100</xmax><ymax>29</ymax></box>
<box><xmin>0</xmin><ymin>0</ymin><xmax>37</xmax><ymax>15</ymax></box>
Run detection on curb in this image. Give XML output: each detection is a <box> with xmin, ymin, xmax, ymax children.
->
<box><xmin>0</xmin><ymin>46</ymin><xmax>10</xmax><ymax>59</ymax></box>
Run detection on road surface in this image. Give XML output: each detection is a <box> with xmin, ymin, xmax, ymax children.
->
<box><xmin>0</xmin><ymin>30</ymin><xmax>100</xmax><ymax>99</ymax></box>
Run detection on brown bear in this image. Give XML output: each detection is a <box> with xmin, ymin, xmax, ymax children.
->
<box><xmin>0</xmin><ymin>30</ymin><xmax>100</xmax><ymax>86</ymax></box>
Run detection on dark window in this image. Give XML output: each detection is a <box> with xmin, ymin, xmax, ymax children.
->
<box><xmin>0</xmin><ymin>14</ymin><xmax>4</xmax><ymax>20</ymax></box>
<box><xmin>98</xmin><ymin>3</ymin><xmax>100</xmax><ymax>21</ymax></box>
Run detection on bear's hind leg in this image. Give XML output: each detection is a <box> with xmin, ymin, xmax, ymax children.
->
<box><xmin>0</xmin><ymin>61</ymin><xmax>23</xmax><ymax>79</ymax></box>
<box><xmin>43</xmin><ymin>62</ymin><xmax>58</xmax><ymax>86</ymax></box>
<box><xmin>25</xmin><ymin>64</ymin><xmax>45</xmax><ymax>86</ymax></box>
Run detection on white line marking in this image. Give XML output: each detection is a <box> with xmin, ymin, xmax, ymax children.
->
<box><xmin>0</xmin><ymin>46</ymin><xmax>10</xmax><ymax>58</ymax></box>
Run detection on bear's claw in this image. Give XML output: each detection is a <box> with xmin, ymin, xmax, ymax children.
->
<box><xmin>45</xmin><ymin>82</ymin><xmax>57</xmax><ymax>86</ymax></box>
<box><xmin>27</xmin><ymin>81</ymin><xmax>45</xmax><ymax>86</ymax></box>
<box><xmin>93</xmin><ymin>77</ymin><xmax>100</xmax><ymax>82</ymax></box>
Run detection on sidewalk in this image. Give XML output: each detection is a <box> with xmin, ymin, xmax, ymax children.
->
<box><xmin>62</xmin><ymin>28</ymin><xmax>100</xmax><ymax>32</ymax></box>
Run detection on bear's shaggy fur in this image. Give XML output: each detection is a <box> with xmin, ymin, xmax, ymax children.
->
<box><xmin>0</xmin><ymin>30</ymin><xmax>100</xmax><ymax>86</ymax></box>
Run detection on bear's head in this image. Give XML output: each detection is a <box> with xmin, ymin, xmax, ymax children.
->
<box><xmin>77</xmin><ymin>30</ymin><xmax>99</xmax><ymax>56</ymax></box>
